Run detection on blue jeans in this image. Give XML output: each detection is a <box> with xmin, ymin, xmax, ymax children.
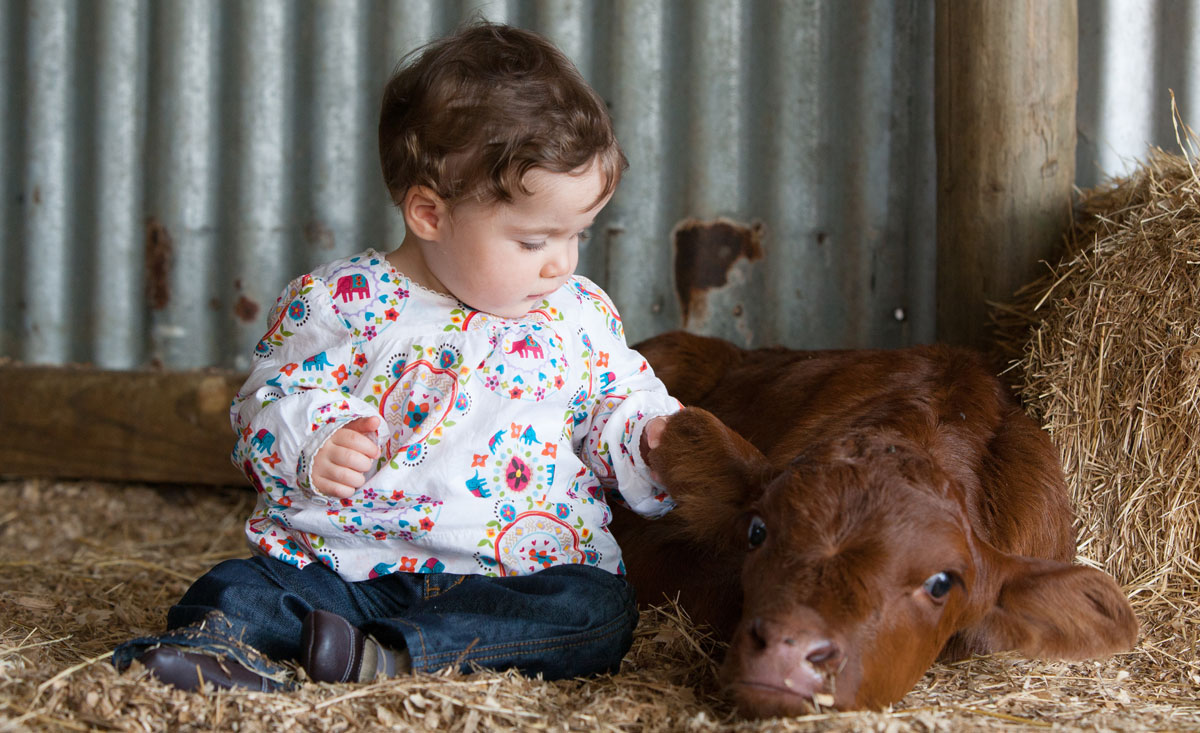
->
<box><xmin>113</xmin><ymin>555</ymin><xmax>638</xmax><ymax>683</ymax></box>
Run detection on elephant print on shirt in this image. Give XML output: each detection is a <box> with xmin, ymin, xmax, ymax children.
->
<box><xmin>303</xmin><ymin>352</ymin><xmax>334</xmax><ymax>371</ymax></box>
<box><xmin>250</xmin><ymin>429</ymin><xmax>276</xmax><ymax>453</ymax></box>
<box><xmin>506</xmin><ymin>335</ymin><xmax>545</xmax><ymax>359</ymax></box>
<box><xmin>478</xmin><ymin>326</ymin><xmax>569</xmax><ymax>402</ymax></box>
<box><xmin>334</xmin><ymin>274</ymin><xmax>370</xmax><ymax>302</ymax></box>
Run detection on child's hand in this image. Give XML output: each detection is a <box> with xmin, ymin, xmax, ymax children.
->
<box><xmin>312</xmin><ymin>416</ymin><xmax>382</xmax><ymax>499</ymax></box>
<box><xmin>640</xmin><ymin>416</ymin><xmax>669</xmax><ymax>482</ymax></box>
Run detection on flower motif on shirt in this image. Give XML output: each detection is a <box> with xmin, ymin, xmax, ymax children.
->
<box><xmin>255</xmin><ymin>275</ymin><xmax>315</xmax><ymax>359</ymax></box>
<box><xmin>462</xmin><ymin>422</ymin><xmax>557</xmax><ymax>509</ymax></box>
<box><xmin>505</xmin><ymin>456</ymin><xmax>532</xmax><ymax>492</ymax></box>
<box><xmin>406</xmin><ymin>400</ymin><xmax>429</xmax><ymax>428</ymax></box>
<box><xmin>475</xmin><ymin>501</ymin><xmax>598</xmax><ymax>577</ymax></box>
<box><xmin>477</xmin><ymin>325</ymin><xmax>569</xmax><ymax>402</ymax></box>
<box><xmin>365</xmin><ymin>344</ymin><xmax>470</xmax><ymax>468</ymax></box>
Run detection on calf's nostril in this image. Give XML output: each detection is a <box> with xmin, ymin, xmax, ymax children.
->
<box><xmin>749</xmin><ymin>617</ymin><xmax>768</xmax><ymax>648</ymax></box>
<box><xmin>805</xmin><ymin>640</ymin><xmax>839</xmax><ymax>667</ymax></box>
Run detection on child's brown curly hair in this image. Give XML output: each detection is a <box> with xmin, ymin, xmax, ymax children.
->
<box><xmin>378</xmin><ymin>22</ymin><xmax>626</xmax><ymax>212</ymax></box>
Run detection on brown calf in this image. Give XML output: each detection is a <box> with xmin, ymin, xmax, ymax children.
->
<box><xmin>618</xmin><ymin>332</ymin><xmax>1137</xmax><ymax>717</ymax></box>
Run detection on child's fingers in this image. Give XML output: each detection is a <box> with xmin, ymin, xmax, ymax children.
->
<box><xmin>644</xmin><ymin>416</ymin><xmax>668</xmax><ymax>450</ymax></box>
<box><xmin>345</xmin><ymin>415</ymin><xmax>382</xmax><ymax>435</ymax></box>
<box><xmin>325</xmin><ymin>463</ymin><xmax>367</xmax><ymax>488</ymax></box>
<box><xmin>324</xmin><ymin>442</ymin><xmax>374</xmax><ymax>473</ymax></box>
<box><xmin>641</xmin><ymin>415</ymin><xmax>670</xmax><ymax>467</ymax></box>
<box><xmin>312</xmin><ymin>473</ymin><xmax>357</xmax><ymax>499</ymax></box>
<box><xmin>340</xmin><ymin>418</ymin><xmax>382</xmax><ymax>458</ymax></box>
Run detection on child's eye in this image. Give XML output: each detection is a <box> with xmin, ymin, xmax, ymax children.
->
<box><xmin>518</xmin><ymin>241</ymin><xmax>547</xmax><ymax>251</ymax></box>
<box><xmin>576</xmin><ymin>230</ymin><xmax>591</xmax><ymax>241</ymax></box>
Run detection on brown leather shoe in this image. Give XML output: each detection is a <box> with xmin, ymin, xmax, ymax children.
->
<box><xmin>301</xmin><ymin>610</ymin><xmax>366</xmax><ymax>683</ymax></box>
<box><xmin>137</xmin><ymin>646</ymin><xmax>282</xmax><ymax>692</ymax></box>
<box><xmin>302</xmin><ymin>610</ymin><xmax>409</xmax><ymax>683</ymax></box>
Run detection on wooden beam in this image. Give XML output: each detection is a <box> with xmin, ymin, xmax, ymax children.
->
<box><xmin>935</xmin><ymin>0</ymin><xmax>1078</xmax><ymax>348</ymax></box>
<box><xmin>0</xmin><ymin>366</ymin><xmax>246</xmax><ymax>486</ymax></box>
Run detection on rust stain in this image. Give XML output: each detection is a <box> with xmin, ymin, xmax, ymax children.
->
<box><xmin>144</xmin><ymin>217</ymin><xmax>173</xmax><ymax>310</ymax></box>
<box><xmin>234</xmin><ymin>295</ymin><xmax>260</xmax><ymax>323</ymax></box>
<box><xmin>672</xmin><ymin>218</ymin><xmax>764</xmax><ymax>324</ymax></box>
<box><xmin>305</xmin><ymin>220</ymin><xmax>336</xmax><ymax>250</ymax></box>
<box><xmin>32</xmin><ymin>186</ymin><xmax>41</xmax><ymax>205</ymax></box>
<box><xmin>230</xmin><ymin>279</ymin><xmax>261</xmax><ymax>322</ymax></box>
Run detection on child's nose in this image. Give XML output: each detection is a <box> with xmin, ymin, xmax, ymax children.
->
<box><xmin>541</xmin><ymin>242</ymin><xmax>576</xmax><ymax>278</ymax></box>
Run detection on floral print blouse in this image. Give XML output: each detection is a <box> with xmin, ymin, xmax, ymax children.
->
<box><xmin>231</xmin><ymin>249</ymin><xmax>681</xmax><ymax>581</ymax></box>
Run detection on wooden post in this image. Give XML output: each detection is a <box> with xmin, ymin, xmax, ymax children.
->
<box><xmin>0</xmin><ymin>366</ymin><xmax>246</xmax><ymax>486</ymax></box>
<box><xmin>935</xmin><ymin>0</ymin><xmax>1078</xmax><ymax>349</ymax></box>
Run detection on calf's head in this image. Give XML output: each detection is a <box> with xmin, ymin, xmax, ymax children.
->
<box><xmin>648</xmin><ymin>408</ymin><xmax>1138</xmax><ymax>717</ymax></box>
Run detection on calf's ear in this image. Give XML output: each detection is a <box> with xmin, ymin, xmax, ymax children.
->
<box><xmin>975</xmin><ymin>554</ymin><xmax>1139</xmax><ymax>660</ymax></box>
<box><xmin>647</xmin><ymin>407</ymin><xmax>774</xmax><ymax>541</ymax></box>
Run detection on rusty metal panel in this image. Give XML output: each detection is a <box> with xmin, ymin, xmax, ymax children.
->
<box><xmin>4</xmin><ymin>0</ymin><xmax>951</xmax><ymax>369</ymax></box>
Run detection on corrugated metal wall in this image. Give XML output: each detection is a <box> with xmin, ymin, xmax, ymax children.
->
<box><xmin>0</xmin><ymin>0</ymin><xmax>1192</xmax><ymax>370</ymax></box>
<box><xmin>1077</xmin><ymin>0</ymin><xmax>1200</xmax><ymax>188</ymax></box>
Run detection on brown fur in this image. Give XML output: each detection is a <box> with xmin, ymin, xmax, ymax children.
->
<box><xmin>615</xmin><ymin>332</ymin><xmax>1138</xmax><ymax>716</ymax></box>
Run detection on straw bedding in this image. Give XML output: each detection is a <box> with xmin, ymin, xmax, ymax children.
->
<box><xmin>0</xmin><ymin>479</ymin><xmax>1191</xmax><ymax>732</ymax></box>
<box><xmin>4</xmin><ymin>142</ymin><xmax>1200</xmax><ymax>732</ymax></box>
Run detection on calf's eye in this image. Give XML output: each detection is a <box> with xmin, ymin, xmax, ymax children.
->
<box><xmin>747</xmin><ymin>516</ymin><xmax>767</xmax><ymax>549</ymax></box>
<box><xmin>922</xmin><ymin>571</ymin><xmax>954</xmax><ymax>601</ymax></box>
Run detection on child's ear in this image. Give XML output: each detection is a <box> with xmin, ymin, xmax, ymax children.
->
<box><xmin>402</xmin><ymin>186</ymin><xmax>447</xmax><ymax>240</ymax></box>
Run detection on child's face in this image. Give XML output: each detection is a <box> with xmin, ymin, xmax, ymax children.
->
<box><xmin>424</xmin><ymin>161</ymin><xmax>611</xmax><ymax>318</ymax></box>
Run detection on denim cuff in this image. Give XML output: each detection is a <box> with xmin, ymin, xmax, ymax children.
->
<box><xmin>112</xmin><ymin>610</ymin><xmax>296</xmax><ymax>689</ymax></box>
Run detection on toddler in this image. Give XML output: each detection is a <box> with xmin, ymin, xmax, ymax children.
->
<box><xmin>113</xmin><ymin>21</ymin><xmax>680</xmax><ymax>691</ymax></box>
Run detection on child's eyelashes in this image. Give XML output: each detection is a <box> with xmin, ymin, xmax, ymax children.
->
<box><xmin>517</xmin><ymin>230</ymin><xmax>590</xmax><ymax>251</ymax></box>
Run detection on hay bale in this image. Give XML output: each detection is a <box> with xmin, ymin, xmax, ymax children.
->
<box><xmin>998</xmin><ymin>133</ymin><xmax>1200</xmax><ymax>611</ymax></box>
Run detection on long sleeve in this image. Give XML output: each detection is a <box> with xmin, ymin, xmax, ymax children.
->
<box><xmin>231</xmin><ymin>273</ymin><xmax>381</xmax><ymax>501</ymax></box>
<box><xmin>569</xmin><ymin>279</ymin><xmax>681</xmax><ymax>518</ymax></box>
